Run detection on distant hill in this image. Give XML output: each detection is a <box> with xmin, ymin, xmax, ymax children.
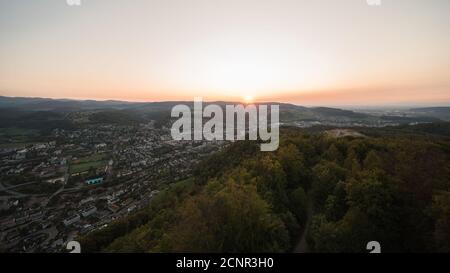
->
<box><xmin>380</xmin><ymin>115</ymin><xmax>441</xmax><ymax>123</ymax></box>
<box><xmin>88</xmin><ymin>110</ymin><xmax>143</xmax><ymax>125</ymax></box>
<box><xmin>310</xmin><ymin>107</ymin><xmax>370</xmax><ymax>119</ymax></box>
<box><xmin>0</xmin><ymin>96</ymin><xmax>447</xmax><ymax>129</ymax></box>
<box><xmin>409</xmin><ymin>107</ymin><xmax>450</xmax><ymax>121</ymax></box>
<box><xmin>0</xmin><ymin>96</ymin><xmax>138</xmax><ymax>112</ymax></box>
<box><xmin>0</xmin><ymin>96</ymin><xmax>367</xmax><ymax>120</ymax></box>
<box><xmin>0</xmin><ymin>108</ymin><xmax>73</xmax><ymax>131</ymax></box>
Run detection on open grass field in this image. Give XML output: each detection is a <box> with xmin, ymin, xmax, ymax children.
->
<box><xmin>69</xmin><ymin>153</ymin><xmax>109</xmax><ymax>175</ymax></box>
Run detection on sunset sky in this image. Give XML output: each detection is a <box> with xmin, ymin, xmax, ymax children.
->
<box><xmin>0</xmin><ymin>0</ymin><xmax>449</xmax><ymax>106</ymax></box>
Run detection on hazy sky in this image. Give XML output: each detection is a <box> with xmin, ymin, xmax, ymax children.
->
<box><xmin>0</xmin><ymin>0</ymin><xmax>449</xmax><ymax>106</ymax></box>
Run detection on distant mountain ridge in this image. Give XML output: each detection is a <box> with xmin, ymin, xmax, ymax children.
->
<box><xmin>0</xmin><ymin>96</ymin><xmax>138</xmax><ymax>111</ymax></box>
<box><xmin>0</xmin><ymin>96</ymin><xmax>448</xmax><ymax>129</ymax></box>
<box><xmin>409</xmin><ymin>107</ymin><xmax>450</xmax><ymax>120</ymax></box>
<box><xmin>0</xmin><ymin>96</ymin><xmax>357</xmax><ymax>116</ymax></box>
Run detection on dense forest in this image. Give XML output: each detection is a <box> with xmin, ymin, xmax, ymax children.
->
<box><xmin>79</xmin><ymin>124</ymin><xmax>450</xmax><ymax>252</ymax></box>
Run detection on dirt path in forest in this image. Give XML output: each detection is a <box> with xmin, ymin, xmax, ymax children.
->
<box><xmin>293</xmin><ymin>193</ymin><xmax>313</xmax><ymax>253</ymax></box>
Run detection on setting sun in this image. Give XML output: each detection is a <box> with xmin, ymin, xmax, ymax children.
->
<box><xmin>243</xmin><ymin>95</ymin><xmax>254</xmax><ymax>104</ymax></box>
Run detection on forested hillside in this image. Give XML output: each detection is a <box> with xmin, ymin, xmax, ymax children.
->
<box><xmin>79</xmin><ymin>125</ymin><xmax>450</xmax><ymax>252</ymax></box>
